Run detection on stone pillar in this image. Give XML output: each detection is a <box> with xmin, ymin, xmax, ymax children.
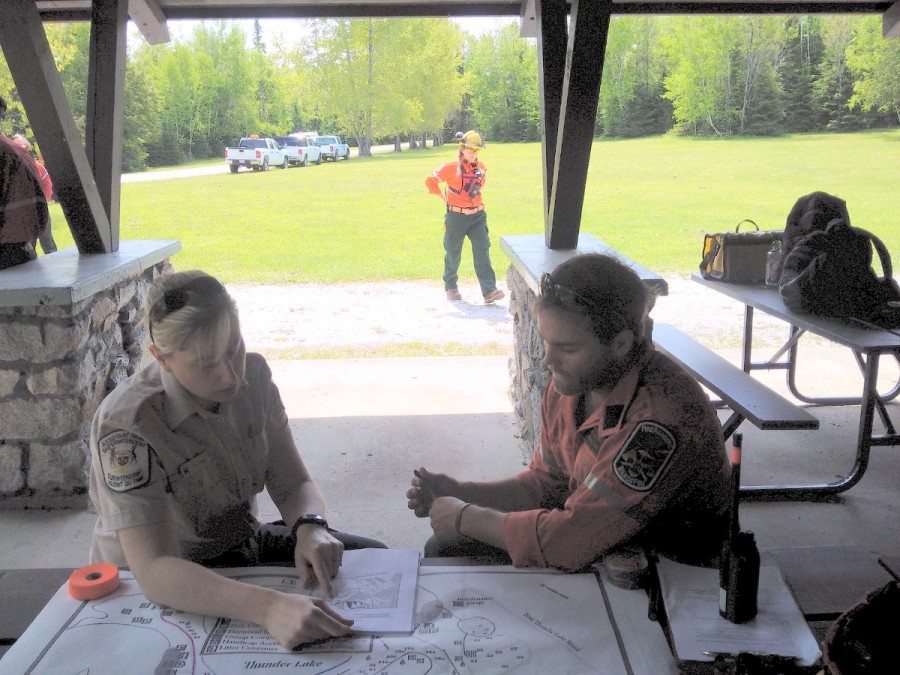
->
<box><xmin>0</xmin><ymin>241</ymin><xmax>180</xmax><ymax>509</ymax></box>
<box><xmin>506</xmin><ymin>264</ymin><xmax>550</xmax><ymax>464</ymax></box>
<box><xmin>500</xmin><ymin>234</ymin><xmax>667</xmax><ymax>464</ymax></box>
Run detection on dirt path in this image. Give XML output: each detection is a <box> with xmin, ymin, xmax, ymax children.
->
<box><xmin>121</xmin><ymin>144</ymin><xmax>395</xmax><ymax>183</ymax></box>
<box><xmin>228</xmin><ymin>275</ymin><xmax>796</xmax><ymax>360</ymax></box>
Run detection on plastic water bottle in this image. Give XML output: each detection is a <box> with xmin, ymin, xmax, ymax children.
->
<box><xmin>765</xmin><ymin>241</ymin><xmax>782</xmax><ymax>286</ymax></box>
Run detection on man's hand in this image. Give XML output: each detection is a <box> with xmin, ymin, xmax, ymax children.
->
<box><xmin>407</xmin><ymin>467</ymin><xmax>458</xmax><ymax>517</ymax></box>
<box><xmin>428</xmin><ymin>496</ymin><xmax>467</xmax><ymax>542</ymax></box>
<box><xmin>264</xmin><ymin>591</ymin><xmax>353</xmax><ymax>649</ymax></box>
<box><xmin>294</xmin><ymin>526</ymin><xmax>344</xmax><ymax>598</ymax></box>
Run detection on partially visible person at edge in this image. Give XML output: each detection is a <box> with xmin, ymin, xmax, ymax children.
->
<box><xmin>0</xmin><ymin>96</ymin><xmax>49</xmax><ymax>270</ymax></box>
<box><xmin>424</xmin><ymin>130</ymin><xmax>505</xmax><ymax>304</ymax></box>
<box><xmin>11</xmin><ymin>133</ymin><xmax>56</xmax><ymax>254</ymax></box>
<box><xmin>88</xmin><ymin>270</ymin><xmax>387</xmax><ymax>649</ymax></box>
<box><xmin>407</xmin><ymin>254</ymin><xmax>731</xmax><ymax>570</ymax></box>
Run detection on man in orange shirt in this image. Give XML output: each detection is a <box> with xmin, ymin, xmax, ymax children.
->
<box><xmin>407</xmin><ymin>254</ymin><xmax>731</xmax><ymax>570</ymax></box>
<box><xmin>425</xmin><ymin>131</ymin><xmax>504</xmax><ymax>304</ymax></box>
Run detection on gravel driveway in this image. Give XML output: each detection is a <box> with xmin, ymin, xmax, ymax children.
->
<box><xmin>228</xmin><ymin>275</ymin><xmax>799</xmax><ymax>360</ymax></box>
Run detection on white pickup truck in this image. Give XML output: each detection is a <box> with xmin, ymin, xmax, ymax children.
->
<box><xmin>315</xmin><ymin>135</ymin><xmax>350</xmax><ymax>161</ymax></box>
<box><xmin>274</xmin><ymin>135</ymin><xmax>322</xmax><ymax>167</ymax></box>
<box><xmin>224</xmin><ymin>137</ymin><xmax>288</xmax><ymax>172</ymax></box>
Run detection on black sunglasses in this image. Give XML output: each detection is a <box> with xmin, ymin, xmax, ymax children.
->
<box><xmin>148</xmin><ymin>276</ymin><xmax>226</xmax><ymax>343</ymax></box>
<box><xmin>539</xmin><ymin>272</ymin><xmax>631</xmax><ymax>335</ymax></box>
<box><xmin>540</xmin><ymin>272</ymin><xmax>594</xmax><ymax>311</ymax></box>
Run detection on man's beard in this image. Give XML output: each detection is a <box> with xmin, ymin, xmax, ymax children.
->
<box><xmin>580</xmin><ymin>353</ymin><xmax>631</xmax><ymax>393</ymax></box>
<box><xmin>551</xmin><ymin>353</ymin><xmax>630</xmax><ymax>396</ymax></box>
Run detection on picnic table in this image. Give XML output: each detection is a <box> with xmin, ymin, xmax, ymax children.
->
<box><xmin>691</xmin><ymin>274</ymin><xmax>900</xmax><ymax>500</ymax></box>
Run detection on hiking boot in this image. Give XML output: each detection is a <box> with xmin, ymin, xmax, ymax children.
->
<box><xmin>483</xmin><ymin>289</ymin><xmax>505</xmax><ymax>304</ymax></box>
<box><xmin>446</xmin><ymin>289</ymin><xmax>462</xmax><ymax>301</ymax></box>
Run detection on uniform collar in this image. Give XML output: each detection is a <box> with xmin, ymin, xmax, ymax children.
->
<box><xmin>158</xmin><ymin>366</ymin><xmax>202</xmax><ymax>428</ymax></box>
<box><xmin>158</xmin><ymin>365</ymin><xmax>246</xmax><ymax>428</ymax></box>
<box><xmin>579</xmin><ymin>345</ymin><xmax>650</xmax><ymax>433</ymax></box>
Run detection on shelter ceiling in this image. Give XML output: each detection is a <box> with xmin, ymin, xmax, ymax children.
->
<box><xmin>33</xmin><ymin>1</ymin><xmax>900</xmax><ymax>46</ymax></box>
<box><xmin>32</xmin><ymin>1</ymin><xmax>900</xmax><ymax>21</ymax></box>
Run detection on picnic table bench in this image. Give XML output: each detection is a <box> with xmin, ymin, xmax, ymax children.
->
<box><xmin>652</xmin><ymin>322</ymin><xmax>819</xmax><ymax>441</ymax></box>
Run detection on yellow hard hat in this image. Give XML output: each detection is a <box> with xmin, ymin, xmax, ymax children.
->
<box><xmin>459</xmin><ymin>130</ymin><xmax>484</xmax><ymax>150</ymax></box>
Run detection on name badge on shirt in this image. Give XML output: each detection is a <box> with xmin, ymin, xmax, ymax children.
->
<box><xmin>613</xmin><ymin>421</ymin><xmax>676</xmax><ymax>491</ymax></box>
<box><xmin>98</xmin><ymin>431</ymin><xmax>151</xmax><ymax>492</ymax></box>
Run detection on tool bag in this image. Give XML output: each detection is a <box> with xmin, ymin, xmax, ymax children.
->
<box><xmin>821</xmin><ymin>580</ymin><xmax>899</xmax><ymax>674</ymax></box>
<box><xmin>700</xmin><ymin>220</ymin><xmax>782</xmax><ymax>284</ymax></box>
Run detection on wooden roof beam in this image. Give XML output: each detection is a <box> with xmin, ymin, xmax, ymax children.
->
<box><xmin>1</xmin><ymin>0</ymin><xmax>112</xmax><ymax>253</ymax></box>
<box><xmin>521</xmin><ymin>0</ymin><xmax>538</xmax><ymax>37</ymax></box>
<box><xmin>885</xmin><ymin>2</ymin><xmax>900</xmax><ymax>37</ymax></box>
<box><xmin>85</xmin><ymin>0</ymin><xmax>129</xmax><ymax>251</ymax></box>
<box><xmin>129</xmin><ymin>0</ymin><xmax>170</xmax><ymax>45</ymax></box>
<box><xmin>544</xmin><ymin>0</ymin><xmax>612</xmax><ymax>249</ymax></box>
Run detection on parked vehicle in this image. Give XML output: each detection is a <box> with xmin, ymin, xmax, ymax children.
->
<box><xmin>224</xmin><ymin>136</ymin><xmax>288</xmax><ymax>172</ymax></box>
<box><xmin>315</xmin><ymin>135</ymin><xmax>350</xmax><ymax>161</ymax></box>
<box><xmin>274</xmin><ymin>135</ymin><xmax>322</xmax><ymax>167</ymax></box>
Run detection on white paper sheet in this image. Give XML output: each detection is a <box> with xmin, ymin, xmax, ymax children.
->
<box><xmin>223</xmin><ymin>547</ymin><xmax>421</xmax><ymax>634</ymax></box>
<box><xmin>657</xmin><ymin>555</ymin><xmax>822</xmax><ymax>668</ymax></box>
<box><xmin>0</xmin><ymin>559</ymin><xmax>650</xmax><ymax>674</ymax></box>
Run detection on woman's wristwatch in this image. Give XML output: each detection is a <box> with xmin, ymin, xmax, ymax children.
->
<box><xmin>291</xmin><ymin>514</ymin><xmax>329</xmax><ymax>540</ymax></box>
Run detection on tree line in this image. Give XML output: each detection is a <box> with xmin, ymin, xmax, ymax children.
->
<box><xmin>1</xmin><ymin>15</ymin><xmax>897</xmax><ymax>172</ymax></box>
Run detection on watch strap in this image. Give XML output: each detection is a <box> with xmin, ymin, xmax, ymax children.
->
<box><xmin>290</xmin><ymin>514</ymin><xmax>329</xmax><ymax>539</ymax></box>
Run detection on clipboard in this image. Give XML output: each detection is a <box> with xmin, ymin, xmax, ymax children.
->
<box><xmin>654</xmin><ymin>554</ymin><xmax>821</xmax><ymax>673</ymax></box>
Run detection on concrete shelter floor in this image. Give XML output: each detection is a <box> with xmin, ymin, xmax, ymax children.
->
<box><xmin>2</xmin><ymin>352</ymin><xmax>900</xmax><ymax>571</ymax></box>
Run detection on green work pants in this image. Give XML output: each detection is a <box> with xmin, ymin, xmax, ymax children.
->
<box><xmin>442</xmin><ymin>209</ymin><xmax>497</xmax><ymax>295</ymax></box>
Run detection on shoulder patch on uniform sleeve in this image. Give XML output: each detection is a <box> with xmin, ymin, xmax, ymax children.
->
<box><xmin>613</xmin><ymin>422</ymin><xmax>676</xmax><ymax>492</ymax></box>
<box><xmin>98</xmin><ymin>431</ymin><xmax>151</xmax><ymax>493</ymax></box>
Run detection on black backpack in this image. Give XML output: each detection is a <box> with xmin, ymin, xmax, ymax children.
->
<box><xmin>779</xmin><ymin>193</ymin><xmax>900</xmax><ymax>328</ymax></box>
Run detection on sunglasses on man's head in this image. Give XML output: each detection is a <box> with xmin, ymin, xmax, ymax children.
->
<box><xmin>540</xmin><ymin>273</ymin><xmax>594</xmax><ymax>311</ymax></box>
<box><xmin>149</xmin><ymin>276</ymin><xmax>226</xmax><ymax>343</ymax></box>
<box><xmin>539</xmin><ymin>272</ymin><xmax>631</xmax><ymax>335</ymax></box>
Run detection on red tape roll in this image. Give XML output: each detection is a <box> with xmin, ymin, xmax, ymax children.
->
<box><xmin>68</xmin><ymin>563</ymin><xmax>121</xmax><ymax>600</ymax></box>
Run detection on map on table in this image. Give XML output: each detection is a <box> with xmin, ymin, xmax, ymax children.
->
<box><xmin>0</xmin><ymin>559</ymin><xmax>633</xmax><ymax>674</ymax></box>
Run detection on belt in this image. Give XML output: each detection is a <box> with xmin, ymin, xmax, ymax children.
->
<box><xmin>447</xmin><ymin>204</ymin><xmax>484</xmax><ymax>215</ymax></box>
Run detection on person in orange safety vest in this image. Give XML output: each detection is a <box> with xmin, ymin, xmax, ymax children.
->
<box><xmin>425</xmin><ymin>130</ymin><xmax>504</xmax><ymax>304</ymax></box>
<box><xmin>406</xmin><ymin>254</ymin><xmax>731</xmax><ymax>571</ymax></box>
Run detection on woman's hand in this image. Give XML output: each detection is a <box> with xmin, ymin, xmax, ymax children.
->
<box><xmin>406</xmin><ymin>467</ymin><xmax>459</xmax><ymax>517</ymax></box>
<box><xmin>294</xmin><ymin>526</ymin><xmax>344</xmax><ymax>597</ymax></box>
<box><xmin>264</xmin><ymin>591</ymin><xmax>353</xmax><ymax>649</ymax></box>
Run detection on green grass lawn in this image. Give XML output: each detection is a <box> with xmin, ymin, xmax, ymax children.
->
<box><xmin>48</xmin><ymin>130</ymin><xmax>900</xmax><ymax>285</ymax></box>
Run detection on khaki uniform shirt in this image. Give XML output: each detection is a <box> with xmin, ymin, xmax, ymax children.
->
<box><xmin>89</xmin><ymin>353</ymin><xmax>297</xmax><ymax>566</ymax></box>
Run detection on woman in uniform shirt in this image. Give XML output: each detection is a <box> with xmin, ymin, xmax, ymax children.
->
<box><xmin>88</xmin><ymin>270</ymin><xmax>385</xmax><ymax>648</ymax></box>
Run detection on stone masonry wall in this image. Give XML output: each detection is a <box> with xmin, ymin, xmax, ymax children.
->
<box><xmin>0</xmin><ymin>261</ymin><xmax>173</xmax><ymax>509</ymax></box>
<box><xmin>506</xmin><ymin>265</ymin><xmax>549</xmax><ymax>465</ymax></box>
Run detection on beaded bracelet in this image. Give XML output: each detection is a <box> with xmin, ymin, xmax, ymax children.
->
<box><xmin>455</xmin><ymin>502</ymin><xmax>471</xmax><ymax>536</ymax></box>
